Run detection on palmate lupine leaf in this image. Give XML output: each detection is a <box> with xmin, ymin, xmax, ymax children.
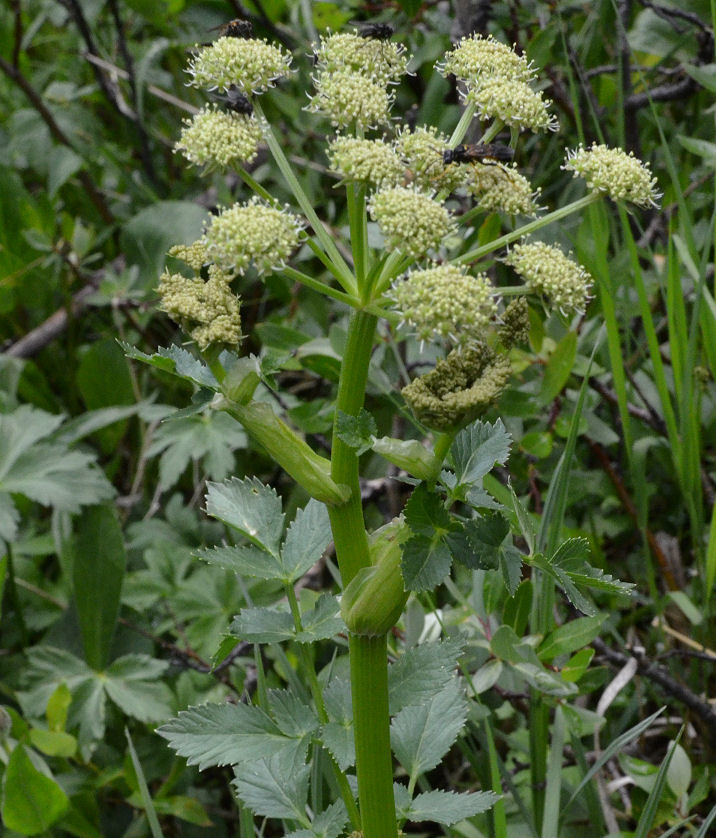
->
<box><xmin>0</xmin><ymin>406</ymin><xmax>114</xmax><ymax>543</ymax></box>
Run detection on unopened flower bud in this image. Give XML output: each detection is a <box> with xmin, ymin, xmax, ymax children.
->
<box><xmin>341</xmin><ymin>519</ymin><xmax>409</xmax><ymax>636</ymax></box>
<box><xmin>402</xmin><ymin>344</ymin><xmax>512</xmax><ymax>431</ymax></box>
<box><xmin>158</xmin><ymin>267</ymin><xmax>242</xmax><ymax>349</ymax></box>
<box><xmin>499</xmin><ymin>297</ymin><xmax>530</xmax><ymax>347</ymax></box>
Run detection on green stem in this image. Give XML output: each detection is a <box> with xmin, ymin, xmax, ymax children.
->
<box><xmin>254</xmin><ymin>101</ymin><xmax>357</xmax><ymax>295</ymax></box>
<box><xmin>280</xmin><ymin>265</ymin><xmax>358</xmax><ymax>307</ymax></box>
<box><xmin>449</xmin><ymin>102</ymin><xmax>477</xmax><ymax>146</ymax></box>
<box><xmin>285</xmin><ymin>585</ymin><xmax>361</xmax><ymax>830</ymax></box>
<box><xmin>328</xmin><ymin>309</ymin><xmax>397</xmax><ymax>837</ymax></box>
<box><xmin>455</xmin><ymin>193</ymin><xmax>600</xmax><ymax>264</ymax></box>
<box><xmin>349</xmin><ymin>634</ymin><xmax>397</xmax><ymax>838</ymax></box>
<box><xmin>328</xmin><ymin>310</ymin><xmax>376</xmax><ymax>585</ymax></box>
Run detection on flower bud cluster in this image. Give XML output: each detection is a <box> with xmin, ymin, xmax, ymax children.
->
<box><xmin>391</xmin><ymin>264</ymin><xmax>497</xmax><ymax>346</ymax></box>
<box><xmin>395</xmin><ymin>126</ymin><xmax>467</xmax><ymax>193</ymax></box>
<box><xmin>402</xmin><ymin>344</ymin><xmax>512</xmax><ymax>431</ymax></box>
<box><xmin>187</xmin><ymin>36</ymin><xmax>292</xmax><ymax>93</ymax></box>
<box><xmin>158</xmin><ymin>263</ymin><xmax>242</xmax><ymax>349</ymax></box>
<box><xmin>438</xmin><ymin>34</ymin><xmax>556</xmax><ymax>133</ymax></box>
<box><xmin>176</xmin><ymin>105</ymin><xmax>262</xmax><ymax>170</ymax></box>
<box><xmin>504</xmin><ymin>242</ymin><xmax>592</xmax><ymax>313</ymax></box>
<box><xmin>563</xmin><ymin>143</ymin><xmax>661</xmax><ymax>207</ymax></box>
<box><xmin>313</xmin><ymin>31</ymin><xmax>408</xmax><ymax>85</ymax></box>
<box><xmin>467</xmin><ymin>164</ymin><xmax>540</xmax><ymax>216</ymax></box>
<box><xmin>308</xmin><ymin>30</ymin><xmax>407</xmax><ymax>130</ymax></box>
<box><xmin>368</xmin><ymin>187</ymin><xmax>454</xmax><ymax>260</ymax></box>
<box><xmin>327</xmin><ymin>136</ymin><xmax>404</xmax><ymax>187</ymax></box>
<box><xmin>204</xmin><ymin>197</ymin><xmax>303</xmax><ymax>275</ymax></box>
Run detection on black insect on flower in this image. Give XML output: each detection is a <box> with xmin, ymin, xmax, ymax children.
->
<box><xmin>212</xmin><ymin>18</ymin><xmax>254</xmax><ymax>39</ymax></box>
<box><xmin>442</xmin><ymin>143</ymin><xmax>515</xmax><ymax>166</ymax></box>
<box><xmin>213</xmin><ymin>86</ymin><xmax>253</xmax><ymax>116</ymax></box>
<box><xmin>356</xmin><ymin>21</ymin><xmax>395</xmax><ymax>40</ymax></box>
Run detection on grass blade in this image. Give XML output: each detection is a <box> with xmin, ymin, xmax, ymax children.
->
<box><xmin>633</xmin><ymin>727</ymin><xmax>684</xmax><ymax>838</ymax></box>
<box><xmin>541</xmin><ymin>706</ymin><xmax>565</xmax><ymax>838</ymax></box>
<box><xmin>125</xmin><ymin>729</ymin><xmax>163</xmax><ymax>838</ymax></box>
<box><xmin>565</xmin><ymin>706</ymin><xmax>665</xmax><ymax>808</ymax></box>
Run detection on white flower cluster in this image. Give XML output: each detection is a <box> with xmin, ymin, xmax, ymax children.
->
<box><xmin>176</xmin><ymin>105</ymin><xmax>262</xmax><ymax>170</ymax></box>
<box><xmin>504</xmin><ymin>242</ymin><xmax>592</xmax><ymax>313</ymax></box>
<box><xmin>187</xmin><ymin>36</ymin><xmax>292</xmax><ymax>93</ymax></box>
<box><xmin>368</xmin><ymin>187</ymin><xmax>454</xmax><ymax>260</ymax></box>
<box><xmin>563</xmin><ymin>144</ymin><xmax>661</xmax><ymax>207</ymax></box>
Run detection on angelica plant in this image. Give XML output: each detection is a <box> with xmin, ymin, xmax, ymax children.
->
<box><xmin>128</xmin><ymin>24</ymin><xmax>656</xmax><ymax>838</ymax></box>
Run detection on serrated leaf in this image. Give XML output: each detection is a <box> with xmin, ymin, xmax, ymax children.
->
<box><xmin>234</xmin><ymin>753</ymin><xmax>310</xmax><ymax>819</ymax></box>
<box><xmin>401</xmin><ymin>535</ymin><xmax>453</xmax><ymax>592</ymax></box>
<box><xmin>121</xmin><ymin>342</ymin><xmax>218</xmax><ymax>389</ymax></box>
<box><xmin>404</xmin><ymin>484</ymin><xmax>451</xmax><ymax>537</ymax></box>
<box><xmin>390</xmin><ymin>679</ymin><xmax>467</xmax><ymax>781</ymax></box>
<box><xmin>388</xmin><ymin>638</ymin><xmax>464</xmax><ymax>715</ymax></box>
<box><xmin>335</xmin><ymin>409</ymin><xmax>377</xmax><ymax>454</ymax></box>
<box><xmin>205</xmin><ymin>477</ymin><xmax>284</xmax><ymax>556</ymax></box>
<box><xmin>268</xmin><ymin>690</ymin><xmax>319</xmax><ymax>741</ymax></box>
<box><xmin>281</xmin><ymin>499</ymin><xmax>331</xmax><ymax>582</ymax></box>
<box><xmin>195</xmin><ymin>544</ymin><xmax>285</xmax><ymax>581</ymax></box>
<box><xmin>406</xmin><ymin>789</ymin><xmax>498</xmax><ymax>825</ymax></box>
<box><xmin>296</xmin><ymin>594</ymin><xmax>345</xmax><ymax>642</ymax></box>
<box><xmin>450</xmin><ymin>419</ymin><xmax>511</xmax><ymax>486</ymax></box>
<box><xmin>459</xmin><ymin>514</ymin><xmax>510</xmax><ymax>570</ymax></box>
<box><xmin>157</xmin><ymin>703</ymin><xmax>303</xmax><ymax>770</ymax></box>
<box><xmin>230</xmin><ymin>606</ymin><xmax>295</xmax><ymax>643</ymax></box>
<box><xmin>499</xmin><ymin>544</ymin><xmax>523</xmax><ymax>595</ymax></box>
<box><xmin>147</xmin><ymin>411</ymin><xmax>247</xmax><ymax>491</ymax></box>
<box><xmin>320</xmin><ymin>679</ymin><xmax>354</xmax><ymax>769</ymax></box>
<box><xmin>284</xmin><ymin>800</ymin><xmax>349</xmax><ymax>838</ymax></box>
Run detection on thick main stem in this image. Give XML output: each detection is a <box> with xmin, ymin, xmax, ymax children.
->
<box><xmin>328</xmin><ymin>309</ymin><xmax>398</xmax><ymax>838</ymax></box>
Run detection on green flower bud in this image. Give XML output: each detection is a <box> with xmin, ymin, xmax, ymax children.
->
<box><xmin>204</xmin><ymin>197</ymin><xmax>303</xmax><ymax>276</ymax></box>
<box><xmin>402</xmin><ymin>344</ymin><xmax>512</xmax><ymax>431</ymax></box>
<box><xmin>499</xmin><ymin>297</ymin><xmax>530</xmax><ymax>348</ymax></box>
<box><xmin>504</xmin><ymin>242</ymin><xmax>592</xmax><ymax>314</ymax></box>
<box><xmin>309</xmin><ymin>70</ymin><xmax>394</xmax><ymax>130</ymax></box>
<box><xmin>391</xmin><ymin>263</ymin><xmax>497</xmax><ymax>347</ymax></box>
<box><xmin>368</xmin><ymin>186</ymin><xmax>454</xmax><ymax>260</ymax></box>
<box><xmin>467</xmin><ymin>164</ymin><xmax>541</xmax><ymax>216</ymax></box>
<box><xmin>341</xmin><ymin>518</ymin><xmax>410</xmax><ymax>636</ymax></box>
<box><xmin>371</xmin><ymin>436</ymin><xmax>440</xmax><ymax>481</ymax></box>
<box><xmin>187</xmin><ymin>36</ymin><xmax>292</xmax><ymax>93</ymax></box>
<box><xmin>222</xmin><ymin>357</ymin><xmax>261</xmax><ymax>405</ymax></box>
<box><xmin>313</xmin><ymin>31</ymin><xmax>409</xmax><ymax>85</ymax></box>
<box><xmin>465</xmin><ymin>77</ymin><xmax>558</xmax><ymax>134</ymax></box>
<box><xmin>438</xmin><ymin>34</ymin><xmax>535</xmax><ymax>86</ymax></box>
<box><xmin>327</xmin><ymin>136</ymin><xmax>404</xmax><ymax>188</ymax></box>
<box><xmin>395</xmin><ymin>125</ymin><xmax>467</xmax><ymax>193</ymax></box>
<box><xmin>175</xmin><ymin>105</ymin><xmax>262</xmax><ymax>170</ymax></box>
<box><xmin>563</xmin><ymin>143</ymin><xmax>661</xmax><ymax>207</ymax></box>
<box><xmin>157</xmin><ymin>266</ymin><xmax>242</xmax><ymax>349</ymax></box>
<box><xmin>223</xmin><ymin>400</ymin><xmax>350</xmax><ymax>506</ymax></box>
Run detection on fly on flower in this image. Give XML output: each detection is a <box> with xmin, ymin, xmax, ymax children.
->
<box><xmin>442</xmin><ymin>143</ymin><xmax>515</xmax><ymax>166</ymax></box>
<box><xmin>354</xmin><ymin>21</ymin><xmax>395</xmax><ymax>40</ymax></box>
<box><xmin>212</xmin><ymin>86</ymin><xmax>253</xmax><ymax>115</ymax></box>
<box><xmin>211</xmin><ymin>18</ymin><xmax>254</xmax><ymax>39</ymax></box>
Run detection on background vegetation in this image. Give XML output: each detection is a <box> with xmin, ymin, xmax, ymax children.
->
<box><xmin>0</xmin><ymin>1</ymin><xmax>714</xmax><ymax>836</ymax></box>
